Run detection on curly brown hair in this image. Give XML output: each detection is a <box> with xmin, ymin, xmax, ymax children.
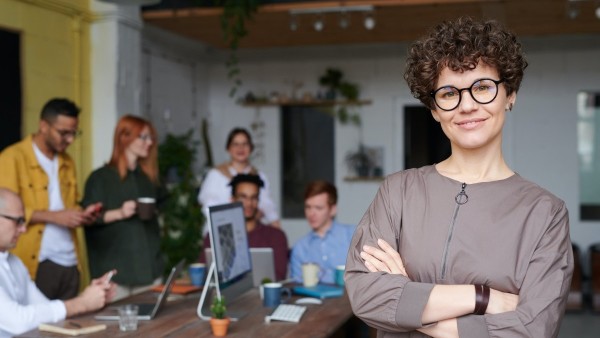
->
<box><xmin>404</xmin><ymin>16</ymin><xmax>528</xmax><ymax>110</ymax></box>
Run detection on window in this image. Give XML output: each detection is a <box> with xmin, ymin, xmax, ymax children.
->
<box><xmin>281</xmin><ymin>106</ymin><xmax>335</xmax><ymax>218</ymax></box>
<box><xmin>404</xmin><ymin>105</ymin><xmax>450</xmax><ymax>169</ymax></box>
<box><xmin>578</xmin><ymin>92</ymin><xmax>600</xmax><ymax>220</ymax></box>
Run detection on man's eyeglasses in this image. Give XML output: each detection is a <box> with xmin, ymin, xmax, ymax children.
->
<box><xmin>50</xmin><ymin>125</ymin><xmax>82</xmax><ymax>139</ymax></box>
<box><xmin>430</xmin><ymin>78</ymin><xmax>504</xmax><ymax>111</ymax></box>
<box><xmin>0</xmin><ymin>214</ymin><xmax>26</xmax><ymax>227</ymax></box>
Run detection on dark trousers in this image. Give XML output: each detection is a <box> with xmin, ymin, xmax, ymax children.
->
<box><xmin>35</xmin><ymin>259</ymin><xmax>80</xmax><ymax>300</ymax></box>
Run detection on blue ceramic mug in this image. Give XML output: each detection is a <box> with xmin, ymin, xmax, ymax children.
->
<box><xmin>335</xmin><ymin>265</ymin><xmax>345</xmax><ymax>287</ymax></box>
<box><xmin>263</xmin><ymin>282</ymin><xmax>291</xmax><ymax>307</ymax></box>
<box><xmin>188</xmin><ymin>263</ymin><xmax>206</xmax><ymax>286</ymax></box>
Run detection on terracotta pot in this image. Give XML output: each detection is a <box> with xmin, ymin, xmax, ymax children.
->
<box><xmin>210</xmin><ymin>317</ymin><xmax>231</xmax><ymax>337</ymax></box>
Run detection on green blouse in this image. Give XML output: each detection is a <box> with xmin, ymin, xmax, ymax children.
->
<box><xmin>81</xmin><ymin>165</ymin><xmax>164</xmax><ymax>286</ymax></box>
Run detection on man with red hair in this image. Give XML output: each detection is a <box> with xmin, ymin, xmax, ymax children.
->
<box><xmin>290</xmin><ymin>180</ymin><xmax>355</xmax><ymax>284</ymax></box>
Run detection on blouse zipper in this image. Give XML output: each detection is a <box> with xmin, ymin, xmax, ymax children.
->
<box><xmin>440</xmin><ymin>182</ymin><xmax>468</xmax><ymax>280</ymax></box>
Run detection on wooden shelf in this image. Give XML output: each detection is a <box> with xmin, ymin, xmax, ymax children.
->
<box><xmin>240</xmin><ymin>99</ymin><xmax>372</xmax><ymax>108</ymax></box>
<box><xmin>343</xmin><ymin>176</ymin><xmax>385</xmax><ymax>182</ymax></box>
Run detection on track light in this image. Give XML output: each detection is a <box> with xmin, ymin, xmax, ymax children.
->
<box><xmin>339</xmin><ymin>11</ymin><xmax>350</xmax><ymax>29</ymax></box>
<box><xmin>290</xmin><ymin>14</ymin><xmax>298</xmax><ymax>31</ymax></box>
<box><xmin>567</xmin><ymin>0</ymin><xmax>580</xmax><ymax>19</ymax></box>
<box><xmin>289</xmin><ymin>5</ymin><xmax>375</xmax><ymax>32</ymax></box>
<box><xmin>566</xmin><ymin>0</ymin><xmax>600</xmax><ymax>20</ymax></box>
<box><xmin>313</xmin><ymin>15</ymin><xmax>324</xmax><ymax>32</ymax></box>
<box><xmin>364</xmin><ymin>12</ymin><xmax>376</xmax><ymax>30</ymax></box>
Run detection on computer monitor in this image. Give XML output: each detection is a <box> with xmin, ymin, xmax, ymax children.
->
<box><xmin>197</xmin><ymin>202</ymin><xmax>254</xmax><ymax>320</ymax></box>
<box><xmin>209</xmin><ymin>202</ymin><xmax>252</xmax><ymax>284</ymax></box>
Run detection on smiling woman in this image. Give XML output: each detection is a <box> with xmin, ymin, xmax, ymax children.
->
<box><xmin>345</xmin><ymin>16</ymin><xmax>573</xmax><ymax>338</ymax></box>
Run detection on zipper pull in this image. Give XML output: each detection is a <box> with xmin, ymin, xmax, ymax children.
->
<box><xmin>455</xmin><ymin>182</ymin><xmax>468</xmax><ymax>205</ymax></box>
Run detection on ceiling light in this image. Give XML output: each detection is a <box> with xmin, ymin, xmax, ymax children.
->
<box><xmin>290</xmin><ymin>14</ymin><xmax>298</xmax><ymax>31</ymax></box>
<box><xmin>314</xmin><ymin>15</ymin><xmax>324</xmax><ymax>32</ymax></box>
<box><xmin>339</xmin><ymin>11</ymin><xmax>350</xmax><ymax>29</ymax></box>
<box><xmin>567</xmin><ymin>1</ymin><xmax>580</xmax><ymax>19</ymax></box>
<box><xmin>289</xmin><ymin>5</ymin><xmax>375</xmax><ymax>32</ymax></box>
<box><xmin>596</xmin><ymin>3</ymin><xmax>600</xmax><ymax>19</ymax></box>
<box><xmin>364</xmin><ymin>12</ymin><xmax>376</xmax><ymax>30</ymax></box>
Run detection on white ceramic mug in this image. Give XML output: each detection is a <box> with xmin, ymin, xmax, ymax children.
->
<box><xmin>301</xmin><ymin>263</ymin><xmax>320</xmax><ymax>287</ymax></box>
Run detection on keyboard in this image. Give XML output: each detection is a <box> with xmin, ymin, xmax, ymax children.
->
<box><xmin>265</xmin><ymin>304</ymin><xmax>307</xmax><ymax>323</ymax></box>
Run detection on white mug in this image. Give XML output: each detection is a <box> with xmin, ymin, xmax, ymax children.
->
<box><xmin>301</xmin><ymin>263</ymin><xmax>320</xmax><ymax>287</ymax></box>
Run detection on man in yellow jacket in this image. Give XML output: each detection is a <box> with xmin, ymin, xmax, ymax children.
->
<box><xmin>0</xmin><ymin>98</ymin><xmax>101</xmax><ymax>300</ymax></box>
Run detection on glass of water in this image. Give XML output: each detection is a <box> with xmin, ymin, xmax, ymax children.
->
<box><xmin>118</xmin><ymin>304</ymin><xmax>139</xmax><ymax>331</ymax></box>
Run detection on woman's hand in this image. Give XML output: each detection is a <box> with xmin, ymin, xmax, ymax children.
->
<box><xmin>360</xmin><ymin>238</ymin><xmax>407</xmax><ymax>276</ymax></box>
<box><xmin>120</xmin><ymin>200</ymin><xmax>137</xmax><ymax>219</ymax></box>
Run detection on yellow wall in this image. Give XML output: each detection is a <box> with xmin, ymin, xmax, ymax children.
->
<box><xmin>0</xmin><ymin>0</ymin><xmax>93</xmax><ymax>183</ymax></box>
<box><xmin>0</xmin><ymin>0</ymin><xmax>94</xmax><ymax>286</ymax></box>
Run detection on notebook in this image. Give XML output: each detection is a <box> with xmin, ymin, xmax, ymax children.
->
<box><xmin>38</xmin><ymin>322</ymin><xmax>106</xmax><ymax>336</ymax></box>
<box><xmin>94</xmin><ymin>260</ymin><xmax>183</xmax><ymax>321</ymax></box>
<box><xmin>292</xmin><ymin>284</ymin><xmax>344</xmax><ymax>299</ymax></box>
<box><xmin>205</xmin><ymin>247</ymin><xmax>276</xmax><ymax>286</ymax></box>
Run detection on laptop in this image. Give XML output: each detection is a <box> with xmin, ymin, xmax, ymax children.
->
<box><xmin>205</xmin><ymin>247</ymin><xmax>276</xmax><ymax>286</ymax></box>
<box><xmin>95</xmin><ymin>260</ymin><xmax>183</xmax><ymax>321</ymax></box>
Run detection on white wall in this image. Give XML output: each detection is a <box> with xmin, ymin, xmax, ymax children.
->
<box><xmin>141</xmin><ymin>26</ymin><xmax>211</xmax><ymax>172</ymax></box>
<box><xmin>143</xmin><ymin>29</ymin><xmax>600</xmax><ymax>255</ymax></box>
<box><xmin>90</xmin><ymin>2</ymin><xmax>144</xmax><ymax>168</ymax></box>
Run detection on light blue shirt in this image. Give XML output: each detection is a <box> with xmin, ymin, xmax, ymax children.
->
<box><xmin>290</xmin><ymin>221</ymin><xmax>356</xmax><ymax>284</ymax></box>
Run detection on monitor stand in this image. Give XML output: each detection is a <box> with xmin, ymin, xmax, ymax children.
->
<box><xmin>197</xmin><ymin>262</ymin><xmax>252</xmax><ymax>321</ymax></box>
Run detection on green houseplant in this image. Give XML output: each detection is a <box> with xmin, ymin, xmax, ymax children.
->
<box><xmin>158</xmin><ymin>130</ymin><xmax>204</xmax><ymax>274</ymax></box>
<box><xmin>317</xmin><ymin>67</ymin><xmax>362</xmax><ymax>126</ymax></box>
<box><xmin>210</xmin><ymin>296</ymin><xmax>230</xmax><ymax>336</ymax></box>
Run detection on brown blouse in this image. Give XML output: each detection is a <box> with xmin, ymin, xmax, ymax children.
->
<box><xmin>345</xmin><ymin>165</ymin><xmax>573</xmax><ymax>338</ymax></box>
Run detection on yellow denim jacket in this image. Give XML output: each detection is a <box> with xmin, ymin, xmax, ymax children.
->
<box><xmin>0</xmin><ymin>135</ymin><xmax>82</xmax><ymax>279</ymax></box>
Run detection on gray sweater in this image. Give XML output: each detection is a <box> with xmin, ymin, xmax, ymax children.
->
<box><xmin>346</xmin><ymin>165</ymin><xmax>573</xmax><ymax>338</ymax></box>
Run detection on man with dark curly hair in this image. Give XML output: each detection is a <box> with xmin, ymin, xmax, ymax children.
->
<box><xmin>346</xmin><ymin>17</ymin><xmax>573</xmax><ymax>338</ymax></box>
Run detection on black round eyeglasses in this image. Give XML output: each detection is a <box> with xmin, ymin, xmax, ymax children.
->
<box><xmin>430</xmin><ymin>78</ymin><xmax>504</xmax><ymax>111</ymax></box>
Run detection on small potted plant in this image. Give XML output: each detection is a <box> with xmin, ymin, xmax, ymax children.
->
<box><xmin>210</xmin><ymin>296</ymin><xmax>230</xmax><ymax>337</ymax></box>
<box><xmin>345</xmin><ymin>145</ymin><xmax>373</xmax><ymax>177</ymax></box>
<box><xmin>259</xmin><ymin>277</ymin><xmax>273</xmax><ymax>300</ymax></box>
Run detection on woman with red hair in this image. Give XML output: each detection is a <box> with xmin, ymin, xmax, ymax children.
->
<box><xmin>82</xmin><ymin>115</ymin><xmax>163</xmax><ymax>300</ymax></box>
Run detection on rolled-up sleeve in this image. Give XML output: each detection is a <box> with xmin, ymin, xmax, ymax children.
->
<box><xmin>345</xmin><ymin>178</ymin><xmax>434</xmax><ymax>333</ymax></box>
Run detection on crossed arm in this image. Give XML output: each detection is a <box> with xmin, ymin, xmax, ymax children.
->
<box><xmin>360</xmin><ymin>239</ymin><xmax>518</xmax><ymax>338</ymax></box>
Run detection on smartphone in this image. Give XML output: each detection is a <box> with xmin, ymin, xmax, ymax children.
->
<box><xmin>105</xmin><ymin>270</ymin><xmax>114</xmax><ymax>284</ymax></box>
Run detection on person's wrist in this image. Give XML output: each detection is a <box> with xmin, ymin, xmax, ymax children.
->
<box><xmin>474</xmin><ymin>284</ymin><xmax>490</xmax><ymax>315</ymax></box>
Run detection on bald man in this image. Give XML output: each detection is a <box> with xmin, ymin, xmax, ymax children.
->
<box><xmin>0</xmin><ymin>188</ymin><xmax>114</xmax><ymax>337</ymax></box>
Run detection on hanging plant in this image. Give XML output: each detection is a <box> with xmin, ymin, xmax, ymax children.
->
<box><xmin>212</xmin><ymin>0</ymin><xmax>259</xmax><ymax>98</ymax></box>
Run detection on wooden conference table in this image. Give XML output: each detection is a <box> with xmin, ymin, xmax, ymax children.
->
<box><xmin>19</xmin><ymin>286</ymin><xmax>356</xmax><ymax>337</ymax></box>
